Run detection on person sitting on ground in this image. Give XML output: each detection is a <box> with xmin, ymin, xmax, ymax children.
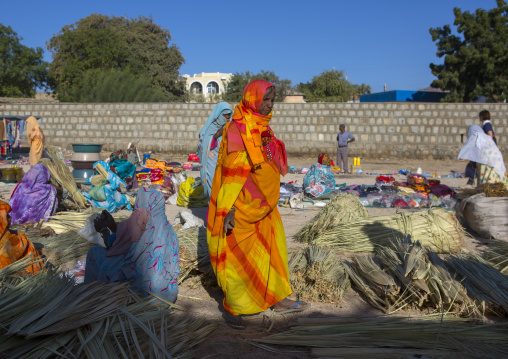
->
<box><xmin>458</xmin><ymin>125</ymin><xmax>507</xmax><ymax>186</ymax></box>
<box><xmin>85</xmin><ymin>188</ymin><xmax>180</xmax><ymax>303</ymax></box>
<box><xmin>196</xmin><ymin>101</ymin><xmax>233</xmax><ymax>198</ymax></box>
<box><xmin>9</xmin><ymin>164</ymin><xmax>58</xmax><ymax>224</ymax></box>
<box><xmin>0</xmin><ymin>200</ymin><xmax>42</xmax><ymax>274</ymax></box>
<box><xmin>207</xmin><ymin>80</ymin><xmax>310</xmax><ymax>330</ymax></box>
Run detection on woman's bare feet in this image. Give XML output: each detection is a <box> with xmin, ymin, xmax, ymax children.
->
<box><xmin>272</xmin><ymin>298</ymin><xmax>310</xmax><ymax>314</ymax></box>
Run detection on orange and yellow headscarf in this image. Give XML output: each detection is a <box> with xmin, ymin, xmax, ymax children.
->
<box><xmin>232</xmin><ymin>80</ymin><xmax>275</xmax><ymax>167</ymax></box>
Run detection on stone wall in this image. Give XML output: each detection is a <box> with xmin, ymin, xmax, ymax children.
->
<box><xmin>1</xmin><ymin>102</ymin><xmax>506</xmax><ymax>159</ymax></box>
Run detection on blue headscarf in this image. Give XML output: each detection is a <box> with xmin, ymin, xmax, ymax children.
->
<box><xmin>196</xmin><ymin>102</ymin><xmax>232</xmax><ymax>197</ymax></box>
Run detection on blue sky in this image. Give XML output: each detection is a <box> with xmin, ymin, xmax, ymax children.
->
<box><xmin>1</xmin><ymin>0</ymin><xmax>499</xmax><ymax>93</ymax></box>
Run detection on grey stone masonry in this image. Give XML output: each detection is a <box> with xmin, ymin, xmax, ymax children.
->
<box><xmin>1</xmin><ymin>102</ymin><xmax>507</xmax><ymax>160</ymax></box>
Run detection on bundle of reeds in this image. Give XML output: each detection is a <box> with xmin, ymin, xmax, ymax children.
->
<box><xmin>310</xmin><ymin>208</ymin><xmax>465</xmax><ymax>253</ymax></box>
<box><xmin>41</xmin><ymin>210</ymin><xmax>129</xmax><ymax>234</ymax></box>
<box><xmin>33</xmin><ymin>230</ymin><xmax>94</xmax><ymax>266</ymax></box>
<box><xmin>482</xmin><ymin>240</ymin><xmax>508</xmax><ymax>274</ymax></box>
<box><xmin>288</xmin><ymin>245</ymin><xmax>350</xmax><ymax>304</ymax></box>
<box><xmin>295</xmin><ymin>194</ymin><xmax>368</xmax><ymax>242</ymax></box>
<box><xmin>445</xmin><ymin>252</ymin><xmax>508</xmax><ymax>316</ymax></box>
<box><xmin>0</xmin><ymin>259</ymin><xmax>216</xmax><ymax>358</ymax></box>
<box><xmin>254</xmin><ymin>315</ymin><xmax>508</xmax><ymax>359</ymax></box>
<box><xmin>39</xmin><ymin>146</ymin><xmax>89</xmax><ymax>209</ymax></box>
<box><xmin>346</xmin><ymin>237</ymin><xmax>478</xmax><ymax>316</ymax></box>
<box><xmin>175</xmin><ymin>225</ymin><xmax>211</xmax><ymax>284</ymax></box>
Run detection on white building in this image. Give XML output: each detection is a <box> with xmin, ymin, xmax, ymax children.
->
<box><xmin>182</xmin><ymin>72</ymin><xmax>232</xmax><ymax>100</ymax></box>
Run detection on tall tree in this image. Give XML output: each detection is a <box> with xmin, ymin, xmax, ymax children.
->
<box><xmin>223</xmin><ymin>70</ymin><xmax>292</xmax><ymax>102</ymax></box>
<box><xmin>0</xmin><ymin>24</ymin><xmax>49</xmax><ymax>97</ymax></box>
<box><xmin>47</xmin><ymin>14</ymin><xmax>186</xmax><ymax>102</ymax></box>
<box><xmin>297</xmin><ymin>69</ymin><xmax>370</xmax><ymax>102</ymax></box>
<box><xmin>429</xmin><ymin>0</ymin><xmax>508</xmax><ymax>102</ymax></box>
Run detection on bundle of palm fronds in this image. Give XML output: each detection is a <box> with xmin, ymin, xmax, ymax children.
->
<box><xmin>308</xmin><ymin>208</ymin><xmax>465</xmax><ymax>253</ymax></box>
<box><xmin>254</xmin><ymin>315</ymin><xmax>508</xmax><ymax>358</ymax></box>
<box><xmin>295</xmin><ymin>194</ymin><xmax>368</xmax><ymax>242</ymax></box>
<box><xmin>174</xmin><ymin>225</ymin><xmax>211</xmax><ymax>284</ymax></box>
<box><xmin>42</xmin><ymin>210</ymin><xmax>129</xmax><ymax>234</ymax></box>
<box><xmin>288</xmin><ymin>245</ymin><xmax>350</xmax><ymax>304</ymax></box>
<box><xmin>445</xmin><ymin>252</ymin><xmax>508</xmax><ymax>316</ymax></box>
<box><xmin>39</xmin><ymin>145</ymin><xmax>89</xmax><ymax>208</ymax></box>
<box><xmin>33</xmin><ymin>230</ymin><xmax>95</xmax><ymax>267</ymax></box>
<box><xmin>482</xmin><ymin>240</ymin><xmax>508</xmax><ymax>274</ymax></box>
<box><xmin>0</xmin><ymin>259</ymin><xmax>216</xmax><ymax>358</ymax></box>
<box><xmin>346</xmin><ymin>237</ymin><xmax>478</xmax><ymax>316</ymax></box>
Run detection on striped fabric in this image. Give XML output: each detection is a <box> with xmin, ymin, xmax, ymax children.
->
<box><xmin>207</xmin><ymin>80</ymin><xmax>291</xmax><ymax>315</ymax></box>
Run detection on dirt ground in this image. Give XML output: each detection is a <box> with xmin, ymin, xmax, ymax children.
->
<box><xmin>0</xmin><ymin>156</ymin><xmax>498</xmax><ymax>358</ymax></box>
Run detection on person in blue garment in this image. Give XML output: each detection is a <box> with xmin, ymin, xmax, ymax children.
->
<box><xmin>85</xmin><ymin>188</ymin><xmax>180</xmax><ymax>303</ymax></box>
<box><xmin>196</xmin><ymin>102</ymin><xmax>232</xmax><ymax>197</ymax></box>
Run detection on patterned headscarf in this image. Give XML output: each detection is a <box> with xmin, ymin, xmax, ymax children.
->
<box><xmin>232</xmin><ymin>80</ymin><xmax>275</xmax><ymax>166</ymax></box>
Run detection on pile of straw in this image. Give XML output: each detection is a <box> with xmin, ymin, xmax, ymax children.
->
<box><xmin>39</xmin><ymin>146</ymin><xmax>89</xmax><ymax>209</ymax></box>
<box><xmin>482</xmin><ymin>240</ymin><xmax>508</xmax><ymax>274</ymax></box>
<box><xmin>0</xmin><ymin>258</ymin><xmax>216</xmax><ymax>358</ymax></box>
<box><xmin>445</xmin><ymin>252</ymin><xmax>508</xmax><ymax>316</ymax></box>
<box><xmin>254</xmin><ymin>315</ymin><xmax>508</xmax><ymax>358</ymax></box>
<box><xmin>346</xmin><ymin>237</ymin><xmax>478</xmax><ymax>316</ymax></box>
<box><xmin>295</xmin><ymin>194</ymin><xmax>367</xmax><ymax>242</ymax></box>
<box><xmin>308</xmin><ymin>208</ymin><xmax>466</xmax><ymax>253</ymax></box>
<box><xmin>174</xmin><ymin>225</ymin><xmax>211</xmax><ymax>284</ymax></box>
<box><xmin>288</xmin><ymin>245</ymin><xmax>350</xmax><ymax>304</ymax></box>
<box><xmin>456</xmin><ymin>182</ymin><xmax>508</xmax><ymax>199</ymax></box>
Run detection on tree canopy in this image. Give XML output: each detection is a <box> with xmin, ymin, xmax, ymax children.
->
<box><xmin>297</xmin><ymin>69</ymin><xmax>371</xmax><ymax>102</ymax></box>
<box><xmin>0</xmin><ymin>24</ymin><xmax>49</xmax><ymax>97</ymax></box>
<box><xmin>47</xmin><ymin>14</ymin><xmax>186</xmax><ymax>102</ymax></box>
<box><xmin>429</xmin><ymin>0</ymin><xmax>508</xmax><ymax>102</ymax></box>
<box><xmin>223</xmin><ymin>71</ymin><xmax>292</xmax><ymax>102</ymax></box>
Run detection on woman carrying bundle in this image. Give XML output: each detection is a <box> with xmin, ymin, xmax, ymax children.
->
<box><xmin>196</xmin><ymin>101</ymin><xmax>233</xmax><ymax>197</ymax></box>
<box><xmin>207</xmin><ymin>80</ymin><xmax>310</xmax><ymax>329</ymax></box>
<box><xmin>458</xmin><ymin>125</ymin><xmax>507</xmax><ymax>186</ymax></box>
<box><xmin>85</xmin><ymin>188</ymin><xmax>180</xmax><ymax>303</ymax></box>
<box><xmin>9</xmin><ymin>164</ymin><xmax>58</xmax><ymax>224</ymax></box>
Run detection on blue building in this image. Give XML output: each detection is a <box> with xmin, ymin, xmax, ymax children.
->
<box><xmin>360</xmin><ymin>90</ymin><xmax>448</xmax><ymax>103</ymax></box>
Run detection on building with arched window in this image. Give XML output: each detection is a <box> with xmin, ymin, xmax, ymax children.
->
<box><xmin>183</xmin><ymin>72</ymin><xmax>232</xmax><ymax>101</ymax></box>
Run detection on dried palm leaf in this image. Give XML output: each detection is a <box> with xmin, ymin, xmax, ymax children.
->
<box><xmin>254</xmin><ymin>315</ymin><xmax>508</xmax><ymax>359</ymax></box>
<box><xmin>295</xmin><ymin>194</ymin><xmax>368</xmax><ymax>242</ymax></box>
<box><xmin>482</xmin><ymin>240</ymin><xmax>508</xmax><ymax>274</ymax></box>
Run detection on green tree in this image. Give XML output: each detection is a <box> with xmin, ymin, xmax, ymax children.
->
<box><xmin>47</xmin><ymin>14</ymin><xmax>186</xmax><ymax>102</ymax></box>
<box><xmin>223</xmin><ymin>70</ymin><xmax>292</xmax><ymax>102</ymax></box>
<box><xmin>74</xmin><ymin>69</ymin><xmax>166</xmax><ymax>102</ymax></box>
<box><xmin>429</xmin><ymin>0</ymin><xmax>508</xmax><ymax>102</ymax></box>
<box><xmin>297</xmin><ymin>69</ymin><xmax>370</xmax><ymax>102</ymax></box>
<box><xmin>0</xmin><ymin>24</ymin><xmax>49</xmax><ymax>97</ymax></box>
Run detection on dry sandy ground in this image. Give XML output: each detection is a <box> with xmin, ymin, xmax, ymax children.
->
<box><xmin>0</xmin><ymin>157</ymin><xmax>497</xmax><ymax>358</ymax></box>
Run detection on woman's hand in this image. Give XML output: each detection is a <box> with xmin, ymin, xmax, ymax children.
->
<box><xmin>94</xmin><ymin>210</ymin><xmax>117</xmax><ymax>233</ymax></box>
<box><xmin>224</xmin><ymin>208</ymin><xmax>235</xmax><ymax>234</ymax></box>
<box><xmin>214</xmin><ymin>127</ymin><xmax>224</xmax><ymax>140</ymax></box>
